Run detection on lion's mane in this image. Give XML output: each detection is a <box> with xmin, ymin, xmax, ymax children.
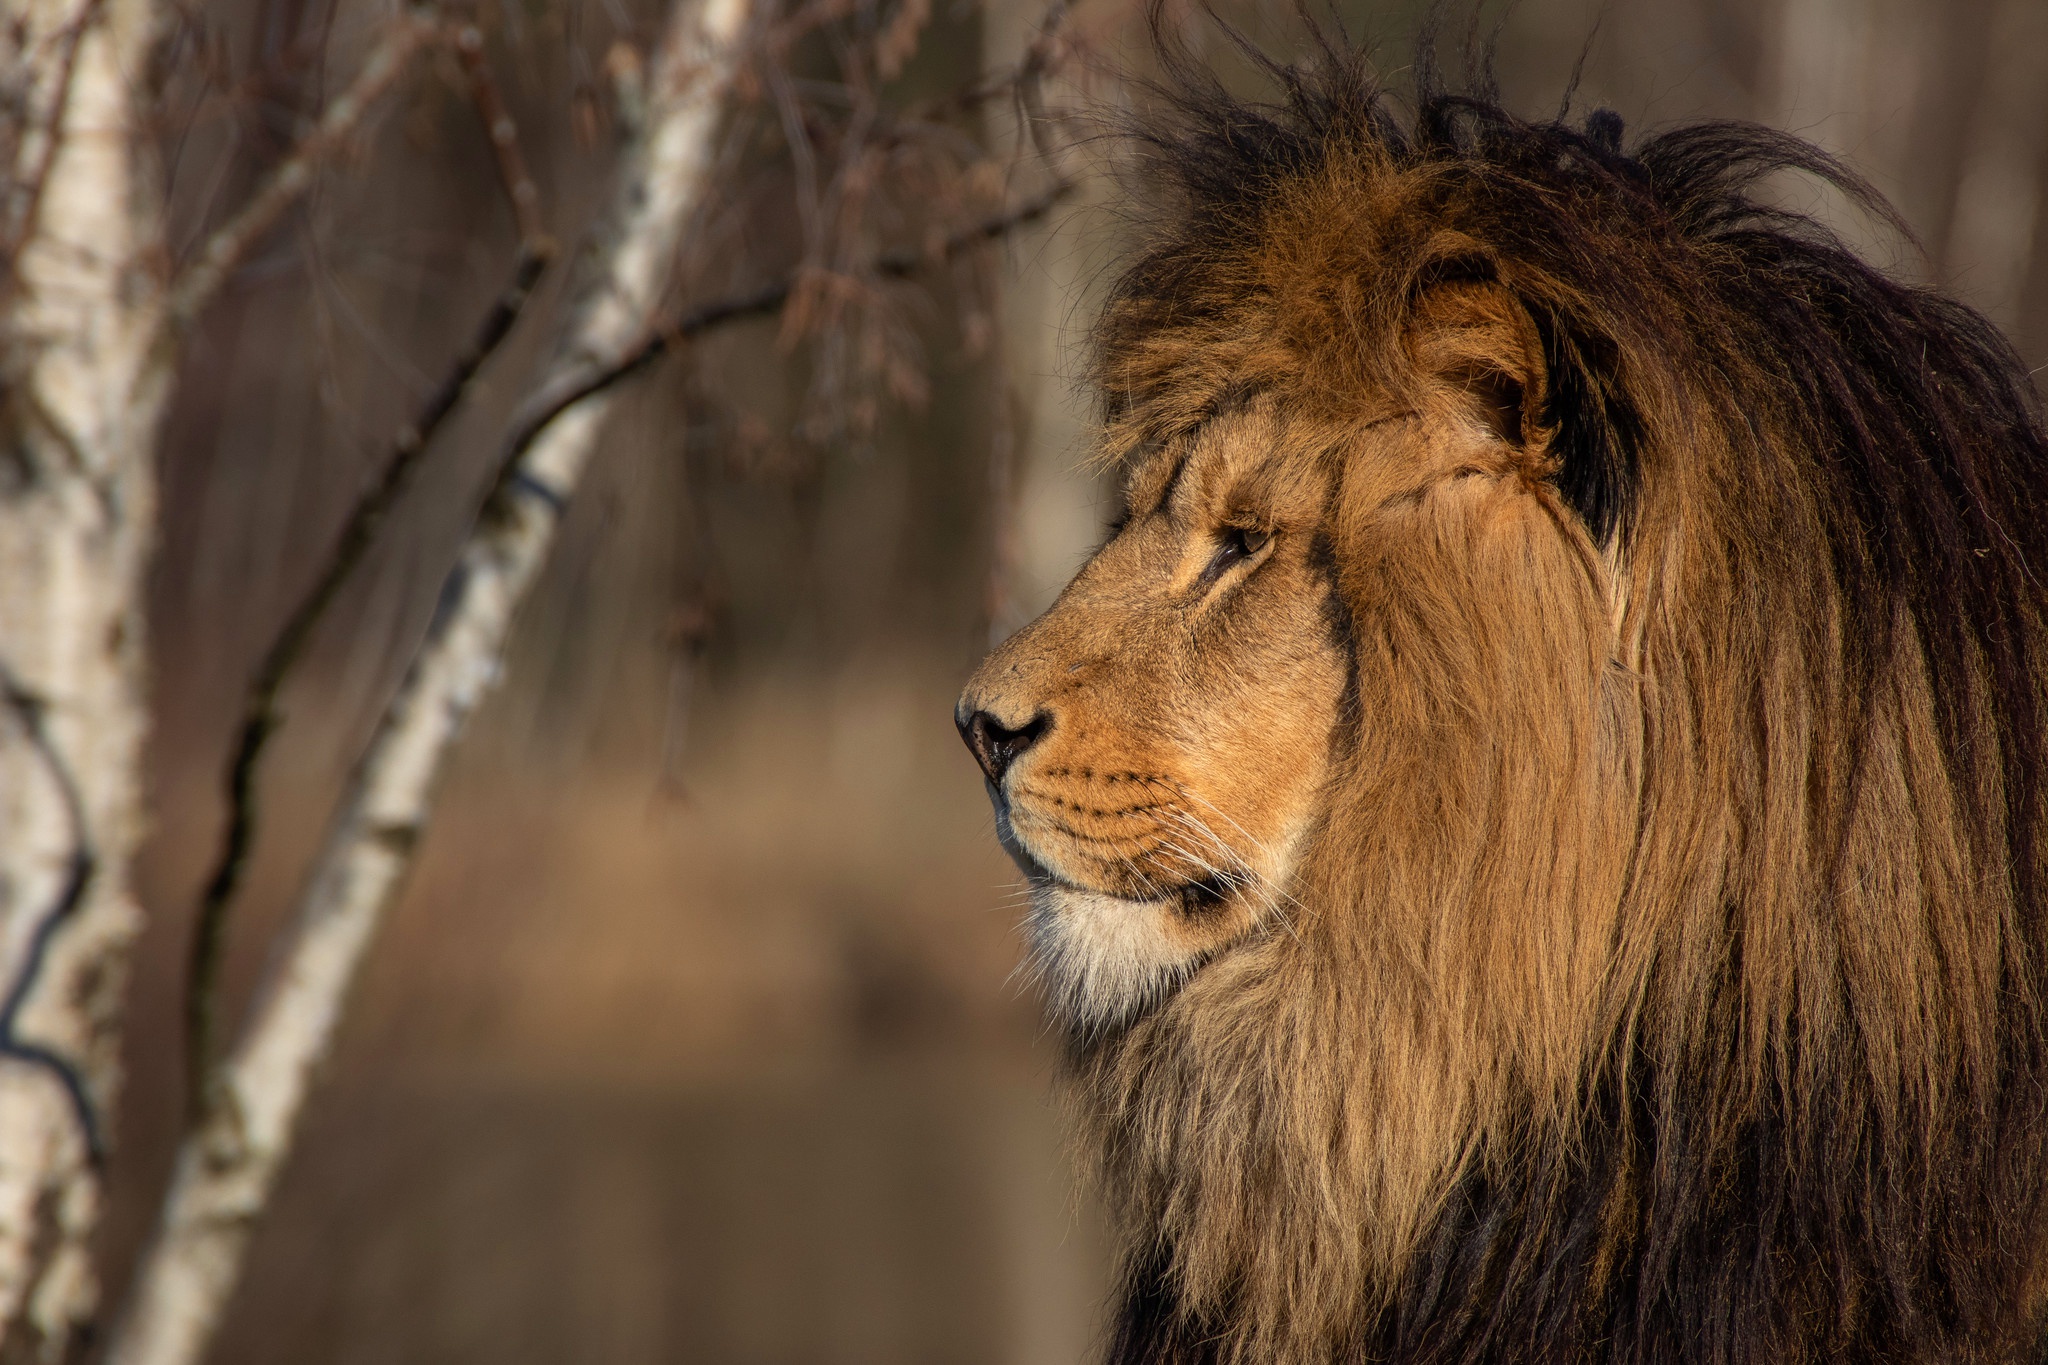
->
<box><xmin>1072</xmin><ymin>30</ymin><xmax>2048</xmax><ymax>1365</ymax></box>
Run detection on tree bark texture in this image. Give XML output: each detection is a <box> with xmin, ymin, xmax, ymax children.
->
<box><xmin>0</xmin><ymin>0</ymin><xmax>165</xmax><ymax>1356</ymax></box>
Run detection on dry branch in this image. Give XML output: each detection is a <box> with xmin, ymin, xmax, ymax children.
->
<box><xmin>500</xmin><ymin>177</ymin><xmax>1076</xmax><ymax>462</ymax></box>
<box><xmin>180</xmin><ymin>241</ymin><xmax>552</xmax><ymax>1124</ymax></box>
<box><xmin>180</xmin><ymin>16</ymin><xmax>555</xmax><ymax>1125</ymax></box>
<box><xmin>162</xmin><ymin>4</ymin><xmax>441</xmax><ymax>332</ymax></box>
<box><xmin>454</xmin><ymin>25</ymin><xmax>547</xmax><ymax>248</ymax></box>
<box><xmin>102</xmin><ymin>2</ymin><xmax>760</xmax><ymax>1362</ymax></box>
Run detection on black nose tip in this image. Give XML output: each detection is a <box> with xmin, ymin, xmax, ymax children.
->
<box><xmin>959</xmin><ymin>710</ymin><xmax>1049</xmax><ymax>785</ymax></box>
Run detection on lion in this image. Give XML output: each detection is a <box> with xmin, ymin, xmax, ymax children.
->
<box><xmin>955</xmin><ymin>26</ymin><xmax>2048</xmax><ymax>1365</ymax></box>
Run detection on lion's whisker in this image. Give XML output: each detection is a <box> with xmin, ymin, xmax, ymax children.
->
<box><xmin>1163</xmin><ymin>802</ymin><xmax>1302</xmax><ymax>929</ymax></box>
<box><xmin>1156</xmin><ymin>807</ymin><xmax>1307</xmax><ymax>946</ymax></box>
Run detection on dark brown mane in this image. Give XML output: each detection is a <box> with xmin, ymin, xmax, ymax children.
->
<box><xmin>1080</xmin><ymin>17</ymin><xmax>2048</xmax><ymax>1365</ymax></box>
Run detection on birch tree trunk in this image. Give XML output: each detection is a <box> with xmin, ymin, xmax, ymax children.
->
<box><xmin>0</xmin><ymin>0</ymin><xmax>164</xmax><ymax>1356</ymax></box>
<box><xmin>103</xmin><ymin>1</ymin><xmax>757</xmax><ymax>1361</ymax></box>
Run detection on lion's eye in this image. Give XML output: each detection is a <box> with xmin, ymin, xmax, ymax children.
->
<box><xmin>1201</xmin><ymin>525</ymin><xmax>1271</xmax><ymax>585</ymax></box>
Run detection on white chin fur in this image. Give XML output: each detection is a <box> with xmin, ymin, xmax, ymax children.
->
<box><xmin>1021</xmin><ymin>882</ymin><xmax>1200</xmax><ymax>1032</ymax></box>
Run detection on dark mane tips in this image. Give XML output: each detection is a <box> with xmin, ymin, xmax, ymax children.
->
<box><xmin>1108</xmin><ymin>21</ymin><xmax>2048</xmax><ymax>820</ymax></box>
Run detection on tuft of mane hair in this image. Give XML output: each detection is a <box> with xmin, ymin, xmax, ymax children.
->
<box><xmin>1077</xmin><ymin>16</ymin><xmax>2048</xmax><ymax>1365</ymax></box>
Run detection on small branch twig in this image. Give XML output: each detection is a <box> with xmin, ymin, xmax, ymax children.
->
<box><xmin>180</xmin><ymin>18</ymin><xmax>557</xmax><ymax>1125</ymax></box>
<box><xmin>1012</xmin><ymin>0</ymin><xmax>1075</xmax><ymax>162</ymax></box>
<box><xmin>180</xmin><ymin>241</ymin><xmax>552</xmax><ymax>1125</ymax></box>
<box><xmin>0</xmin><ymin>663</ymin><xmax>100</xmax><ymax>1162</ymax></box>
<box><xmin>888</xmin><ymin>0</ymin><xmax>1074</xmax><ymax>131</ymax></box>
<box><xmin>454</xmin><ymin>25</ymin><xmax>548</xmax><ymax>248</ymax></box>
<box><xmin>162</xmin><ymin>4</ymin><xmax>441</xmax><ymax>332</ymax></box>
<box><xmin>498</xmin><ymin>177</ymin><xmax>1077</xmax><ymax>473</ymax></box>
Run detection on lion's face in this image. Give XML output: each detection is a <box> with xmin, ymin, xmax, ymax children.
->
<box><xmin>958</xmin><ymin>400</ymin><xmax>1350</xmax><ymax>1025</ymax></box>
<box><xmin>959</xmin><ymin>299</ymin><xmax>1572</xmax><ymax>1029</ymax></box>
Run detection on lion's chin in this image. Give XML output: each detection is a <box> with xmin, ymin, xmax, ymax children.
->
<box><xmin>1020</xmin><ymin>880</ymin><xmax>1209</xmax><ymax>1033</ymax></box>
<box><xmin>989</xmin><ymin>787</ymin><xmax>1233</xmax><ymax>1031</ymax></box>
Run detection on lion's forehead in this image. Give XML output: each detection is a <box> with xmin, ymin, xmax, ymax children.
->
<box><xmin>1113</xmin><ymin>403</ymin><xmax>1346</xmax><ymax>526</ymax></box>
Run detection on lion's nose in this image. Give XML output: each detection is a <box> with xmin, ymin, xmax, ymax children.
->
<box><xmin>958</xmin><ymin>709</ymin><xmax>1049</xmax><ymax>785</ymax></box>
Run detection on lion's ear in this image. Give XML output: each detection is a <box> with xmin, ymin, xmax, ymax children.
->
<box><xmin>1525</xmin><ymin>303</ymin><xmax>1641</xmax><ymax>547</ymax></box>
<box><xmin>1408</xmin><ymin>266</ymin><xmax>1642</xmax><ymax>547</ymax></box>
<box><xmin>1408</xmin><ymin>273</ymin><xmax>1541</xmax><ymax>452</ymax></box>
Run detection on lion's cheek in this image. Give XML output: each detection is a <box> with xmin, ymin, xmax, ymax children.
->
<box><xmin>1184</xmin><ymin>638</ymin><xmax>1350</xmax><ymax>856</ymax></box>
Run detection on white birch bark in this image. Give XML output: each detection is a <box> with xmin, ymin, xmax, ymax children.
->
<box><xmin>101</xmin><ymin>1</ymin><xmax>758</xmax><ymax>1361</ymax></box>
<box><xmin>0</xmin><ymin>0</ymin><xmax>164</xmax><ymax>1357</ymax></box>
<box><xmin>0</xmin><ymin>0</ymin><xmax>166</xmax><ymax>1355</ymax></box>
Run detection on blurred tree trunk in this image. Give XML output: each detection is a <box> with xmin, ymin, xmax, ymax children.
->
<box><xmin>978</xmin><ymin>0</ymin><xmax>1107</xmax><ymax>638</ymax></box>
<box><xmin>0</xmin><ymin>0</ymin><xmax>165</xmax><ymax>1356</ymax></box>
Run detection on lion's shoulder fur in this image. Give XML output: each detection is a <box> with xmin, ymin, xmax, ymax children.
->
<box><xmin>1078</xmin><ymin>25</ymin><xmax>2048</xmax><ymax>1365</ymax></box>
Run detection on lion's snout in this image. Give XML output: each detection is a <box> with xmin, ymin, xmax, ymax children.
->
<box><xmin>956</xmin><ymin>611</ymin><xmax>1081</xmax><ymax>790</ymax></box>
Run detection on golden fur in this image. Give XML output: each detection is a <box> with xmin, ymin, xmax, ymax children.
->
<box><xmin>958</xmin><ymin>36</ymin><xmax>2048</xmax><ymax>1365</ymax></box>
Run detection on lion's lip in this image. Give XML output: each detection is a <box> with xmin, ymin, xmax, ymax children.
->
<box><xmin>987</xmin><ymin>785</ymin><xmax>1073</xmax><ymax>892</ymax></box>
<box><xmin>990</xmin><ymin>784</ymin><xmax>1116</xmax><ymax>893</ymax></box>
<box><xmin>990</xmin><ymin>781</ymin><xmax>1239</xmax><ymax>912</ymax></box>
<box><xmin>988</xmin><ymin>781</ymin><xmax>1055</xmax><ymax>881</ymax></box>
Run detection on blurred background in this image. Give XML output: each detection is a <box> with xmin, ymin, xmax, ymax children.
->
<box><xmin>104</xmin><ymin>0</ymin><xmax>2048</xmax><ymax>1359</ymax></box>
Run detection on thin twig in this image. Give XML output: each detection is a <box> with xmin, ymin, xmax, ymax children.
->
<box><xmin>454</xmin><ymin>25</ymin><xmax>548</xmax><ymax>248</ymax></box>
<box><xmin>0</xmin><ymin>662</ymin><xmax>101</xmax><ymax>1162</ymax></box>
<box><xmin>162</xmin><ymin>4</ymin><xmax>442</xmax><ymax>332</ymax></box>
<box><xmin>180</xmin><ymin>240</ymin><xmax>551</xmax><ymax>1124</ymax></box>
<box><xmin>1012</xmin><ymin>0</ymin><xmax>1074</xmax><ymax>162</ymax></box>
<box><xmin>498</xmin><ymin>178</ymin><xmax>1076</xmax><ymax>478</ymax></box>
<box><xmin>895</xmin><ymin>0</ymin><xmax>1073</xmax><ymax>128</ymax></box>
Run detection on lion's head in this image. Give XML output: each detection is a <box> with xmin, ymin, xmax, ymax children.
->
<box><xmin>958</xmin><ymin>33</ymin><xmax>2048</xmax><ymax>1365</ymax></box>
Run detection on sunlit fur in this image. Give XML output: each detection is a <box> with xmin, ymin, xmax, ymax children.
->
<box><xmin>957</xmin><ymin>28</ymin><xmax>2048</xmax><ymax>1365</ymax></box>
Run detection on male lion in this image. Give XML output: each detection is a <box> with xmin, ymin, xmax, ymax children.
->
<box><xmin>957</xmin><ymin>32</ymin><xmax>2048</xmax><ymax>1365</ymax></box>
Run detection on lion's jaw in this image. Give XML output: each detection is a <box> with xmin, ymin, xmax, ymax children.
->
<box><xmin>994</xmin><ymin>785</ymin><xmax>1314</xmax><ymax>1029</ymax></box>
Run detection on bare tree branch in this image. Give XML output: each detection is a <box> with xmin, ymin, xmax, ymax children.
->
<box><xmin>179</xmin><ymin>25</ymin><xmax>558</xmax><ymax>1124</ymax></box>
<box><xmin>911</xmin><ymin>0</ymin><xmax>1073</xmax><ymax>136</ymax></box>
<box><xmin>500</xmin><ymin>177</ymin><xmax>1076</xmax><ymax>468</ymax></box>
<box><xmin>179</xmin><ymin>241</ymin><xmax>552</xmax><ymax>1125</ymax></box>
<box><xmin>103</xmin><ymin>3</ymin><xmax>761</xmax><ymax>1361</ymax></box>
<box><xmin>455</xmin><ymin>24</ymin><xmax>548</xmax><ymax>249</ymax></box>
<box><xmin>1012</xmin><ymin>0</ymin><xmax>1076</xmax><ymax>162</ymax></box>
<box><xmin>162</xmin><ymin>4</ymin><xmax>441</xmax><ymax>332</ymax></box>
